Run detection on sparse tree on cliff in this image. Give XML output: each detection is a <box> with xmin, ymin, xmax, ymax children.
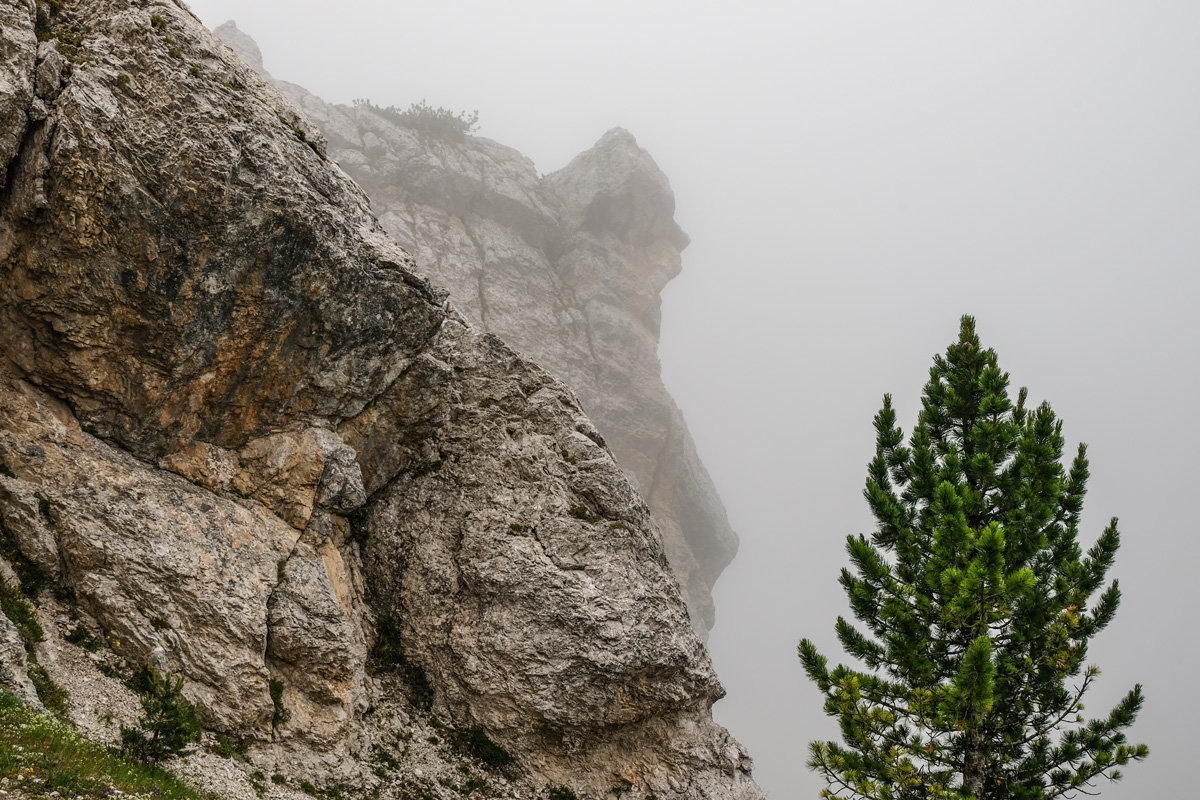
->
<box><xmin>799</xmin><ymin>316</ymin><xmax>1147</xmax><ymax>799</ymax></box>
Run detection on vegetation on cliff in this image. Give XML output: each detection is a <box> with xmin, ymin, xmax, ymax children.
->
<box><xmin>353</xmin><ymin>98</ymin><xmax>480</xmax><ymax>140</ymax></box>
<box><xmin>0</xmin><ymin>689</ymin><xmax>209</xmax><ymax>800</ymax></box>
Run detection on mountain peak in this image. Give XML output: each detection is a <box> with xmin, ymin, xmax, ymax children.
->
<box><xmin>213</xmin><ymin>20</ymin><xmax>268</xmax><ymax>76</ymax></box>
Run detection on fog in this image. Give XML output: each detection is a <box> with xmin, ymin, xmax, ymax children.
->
<box><xmin>185</xmin><ymin>2</ymin><xmax>1200</xmax><ymax>797</ymax></box>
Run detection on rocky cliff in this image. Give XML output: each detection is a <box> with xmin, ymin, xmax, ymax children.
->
<box><xmin>214</xmin><ymin>22</ymin><xmax>737</xmax><ymax>634</ymax></box>
<box><xmin>0</xmin><ymin>2</ymin><xmax>762</xmax><ymax>799</ymax></box>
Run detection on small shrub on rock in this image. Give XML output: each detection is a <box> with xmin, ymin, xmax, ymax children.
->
<box><xmin>449</xmin><ymin>725</ymin><xmax>514</xmax><ymax>769</ymax></box>
<box><xmin>269</xmin><ymin>677</ymin><xmax>290</xmax><ymax>727</ymax></box>
<box><xmin>65</xmin><ymin>623</ymin><xmax>102</xmax><ymax>652</ymax></box>
<box><xmin>210</xmin><ymin>731</ymin><xmax>249</xmax><ymax>761</ymax></box>
<box><xmin>356</xmin><ymin>98</ymin><xmax>480</xmax><ymax>141</ymax></box>
<box><xmin>369</xmin><ymin>615</ymin><xmax>434</xmax><ymax>710</ymax></box>
<box><xmin>120</xmin><ymin>668</ymin><xmax>201</xmax><ymax>762</ymax></box>
<box><xmin>568</xmin><ymin>505</ymin><xmax>600</xmax><ymax>524</ymax></box>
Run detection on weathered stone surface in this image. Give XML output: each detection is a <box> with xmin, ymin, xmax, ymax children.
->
<box><xmin>212</xmin><ymin>19</ymin><xmax>266</xmax><ymax>76</ymax></box>
<box><xmin>0</xmin><ymin>0</ymin><xmax>36</xmax><ymax>190</ymax></box>
<box><xmin>224</xmin><ymin>21</ymin><xmax>737</xmax><ymax>634</ymax></box>
<box><xmin>158</xmin><ymin>439</ymin><xmax>239</xmax><ymax>493</ymax></box>
<box><xmin>2</xmin><ymin>3</ymin><xmax>403</xmax><ymax>459</ymax></box>
<box><xmin>0</xmin><ymin>554</ymin><xmax>36</xmax><ymax>710</ymax></box>
<box><xmin>34</xmin><ymin>41</ymin><xmax>66</xmax><ymax>102</ymax></box>
<box><xmin>0</xmin><ymin>598</ymin><xmax>40</xmax><ymax>708</ymax></box>
<box><xmin>267</xmin><ymin>513</ymin><xmax>369</xmax><ymax>744</ymax></box>
<box><xmin>0</xmin><ymin>4</ymin><xmax>764</xmax><ymax>798</ymax></box>
<box><xmin>232</xmin><ymin>427</ymin><xmax>366</xmax><ymax>528</ymax></box>
<box><xmin>0</xmin><ymin>474</ymin><xmax>60</xmax><ymax>578</ymax></box>
<box><xmin>361</xmin><ymin>329</ymin><xmax>718</xmax><ymax>731</ymax></box>
<box><xmin>0</xmin><ymin>373</ymin><xmax>301</xmax><ymax>733</ymax></box>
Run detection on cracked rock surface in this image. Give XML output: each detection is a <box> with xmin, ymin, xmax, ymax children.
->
<box><xmin>0</xmin><ymin>2</ymin><xmax>763</xmax><ymax>799</ymax></box>
<box><xmin>219</xmin><ymin>21</ymin><xmax>738</xmax><ymax>634</ymax></box>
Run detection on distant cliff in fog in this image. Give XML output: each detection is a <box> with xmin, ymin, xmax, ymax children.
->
<box><xmin>218</xmin><ymin>21</ymin><xmax>739</xmax><ymax>635</ymax></box>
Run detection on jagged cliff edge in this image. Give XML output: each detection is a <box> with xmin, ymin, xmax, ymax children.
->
<box><xmin>213</xmin><ymin>21</ymin><xmax>738</xmax><ymax>636</ymax></box>
<box><xmin>0</xmin><ymin>2</ymin><xmax>763</xmax><ymax>800</ymax></box>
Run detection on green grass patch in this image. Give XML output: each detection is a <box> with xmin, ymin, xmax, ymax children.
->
<box><xmin>568</xmin><ymin>505</ymin><xmax>600</xmax><ymax>524</ymax></box>
<box><xmin>369</xmin><ymin>614</ymin><xmax>407</xmax><ymax>671</ymax></box>
<box><xmin>1</xmin><ymin>578</ymin><xmax>44</xmax><ymax>642</ymax></box>
<box><xmin>0</xmin><ymin>689</ymin><xmax>211</xmax><ymax>798</ymax></box>
<box><xmin>27</xmin><ymin>661</ymin><xmax>70</xmax><ymax>715</ymax></box>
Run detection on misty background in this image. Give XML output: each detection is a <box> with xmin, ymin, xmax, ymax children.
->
<box><xmin>186</xmin><ymin>2</ymin><xmax>1199</xmax><ymax>797</ymax></box>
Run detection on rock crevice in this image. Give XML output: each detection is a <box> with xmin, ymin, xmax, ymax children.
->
<box><xmin>231</xmin><ymin>42</ymin><xmax>739</xmax><ymax>632</ymax></box>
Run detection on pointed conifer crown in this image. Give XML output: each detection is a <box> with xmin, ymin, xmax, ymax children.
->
<box><xmin>799</xmin><ymin>314</ymin><xmax>1147</xmax><ymax>800</ymax></box>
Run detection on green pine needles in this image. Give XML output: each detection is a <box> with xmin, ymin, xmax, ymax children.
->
<box><xmin>799</xmin><ymin>315</ymin><xmax>1147</xmax><ymax>800</ymax></box>
<box><xmin>120</xmin><ymin>667</ymin><xmax>202</xmax><ymax>763</ymax></box>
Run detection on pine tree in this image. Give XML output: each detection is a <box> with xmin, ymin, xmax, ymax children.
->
<box><xmin>120</xmin><ymin>667</ymin><xmax>202</xmax><ymax>763</ymax></box>
<box><xmin>799</xmin><ymin>316</ymin><xmax>1148</xmax><ymax>800</ymax></box>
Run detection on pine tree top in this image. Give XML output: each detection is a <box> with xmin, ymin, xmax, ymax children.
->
<box><xmin>799</xmin><ymin>314</ymin><xmax>1147</xmax><ymax>800</ymax></box>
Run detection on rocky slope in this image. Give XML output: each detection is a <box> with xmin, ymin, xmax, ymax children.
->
<box><xmin>0</xmin><ymin>1</ymin><xmax>762</xmax><ymax>799</ymax></box>
<box><xmin>214</xmin><ymin>22</ymin><xmax>737</xmax><ymax>633</ymax></box>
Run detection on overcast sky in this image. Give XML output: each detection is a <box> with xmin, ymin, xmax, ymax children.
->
<box><xmin>184</xmin><ymin>2</ymin><xmax>1200</xmax><ymax>797</ymax></box>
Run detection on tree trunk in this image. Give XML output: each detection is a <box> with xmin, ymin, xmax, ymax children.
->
<box><xmin>963</xmin><ymin>731</ymin><xmax>987</xmax><ymax>798</ymax></box>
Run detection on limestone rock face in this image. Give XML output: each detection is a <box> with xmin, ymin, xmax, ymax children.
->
<box><xmin>0</xmin><ymin>377</ymin><xmax>303</xmax><ymax>733</ymax></box>
<box><xmin>0</xmin><ymin>3</ymin><xmax>763</xmax><ymax>798</ymax></box>
<box><xmin>222</xmin><ymin>23</ymin><xmax>737</xmax><ymax>633</ymax></box>
<box><xmin>0</xmin><ymin>605</ymin><xmax>38</xmax><ymax>707</ymax></box>
<box><xmin>0</xmin><ymin>1</ymin><xmax>37</xmax><ymax>190</ymax></box>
